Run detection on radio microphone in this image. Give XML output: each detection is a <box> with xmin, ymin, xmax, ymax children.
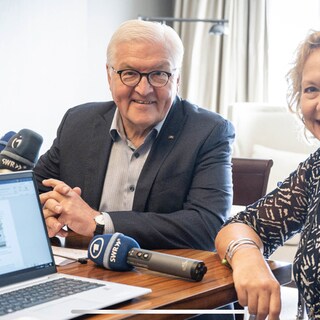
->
<box><xmin>0</xmin><ymin>129</ymin><xmax>43</xmax><ymax>173</ymax></box>
<box><xmin>0</xmin><ymin>131</ymin><xmax>16</xmax><ymax>152</ymax></box>
<box><xmin>88</xmin><ymin>233</ymin><xmax>207</xmax><ymax>281</ymax></box>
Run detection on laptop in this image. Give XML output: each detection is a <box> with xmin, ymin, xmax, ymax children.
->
<box><xmin>0</xmin><ymin>170</ymin><xmax>151</xmax><ymax>320</ymax></box>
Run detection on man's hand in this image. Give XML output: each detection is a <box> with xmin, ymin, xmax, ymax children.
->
<box><xmin>40</xmin><ymin>179</ymin><xmax>99</xmax><ymax>237</ymax></box>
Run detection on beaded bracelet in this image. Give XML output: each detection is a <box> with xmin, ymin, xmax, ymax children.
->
<box><xmin>221</xmin><ymin>238</ymin><xmax>260</xmax><ymax>267</ymax></box>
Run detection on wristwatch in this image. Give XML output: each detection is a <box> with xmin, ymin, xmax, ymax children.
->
<box><xmin>93</xmin><ymin>213</ymin><xmax>105</xmax><ymax>236</ymax></box>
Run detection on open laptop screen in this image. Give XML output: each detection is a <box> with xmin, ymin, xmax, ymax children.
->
<box><xmin>0</xmin><ymin>171</ymin><xmax>56</xmax><ymax>287</ymax></box>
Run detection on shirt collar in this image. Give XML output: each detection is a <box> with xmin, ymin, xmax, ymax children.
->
<box><xmin>109</xmin><ymin>107</ymin><xmax>169</xmax><ymax>142</ymax></box>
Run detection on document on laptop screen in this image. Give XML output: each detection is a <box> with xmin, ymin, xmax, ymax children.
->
<box><xmin>0</xmin><ymin>177</ymin><xmax>52</xmax><ymax>277</ymax></box>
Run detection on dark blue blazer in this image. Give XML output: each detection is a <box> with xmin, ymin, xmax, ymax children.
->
<box><xmin>34</xmin><ymin>96</ymin><xmax>235</xmax><ymax>250</ymax></box>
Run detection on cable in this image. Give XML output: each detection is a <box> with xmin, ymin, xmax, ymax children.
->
<box><xmin>53</xmin><ymin>254</ymin><xmax>88</xmax><ymax>264</ymax></box>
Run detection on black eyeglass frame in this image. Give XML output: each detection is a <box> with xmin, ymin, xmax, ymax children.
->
<box><xmin>111</xmin><ymin>67</ymin><xmax>173</xmax><ymax>88</ymax></box>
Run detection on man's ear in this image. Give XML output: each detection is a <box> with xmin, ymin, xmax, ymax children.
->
<box><xmin>106</xmin><ymin>64</ymin><xmax>113</xmax><ymax>92</ymax></box>
<box><xmin>106</xmin><ymin>64</ymin><xmax>111</xmax><ymax>83</ymax></box>
<box><xmin>176</xmin><ymin>74</ymin><xmax>181</xmax><ymax>91</ymax></box>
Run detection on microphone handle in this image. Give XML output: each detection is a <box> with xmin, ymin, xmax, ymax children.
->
<box><xmin>127</xmin><ymin>248</ymin><xmax>207</xmax><ymax>281</ymax></box>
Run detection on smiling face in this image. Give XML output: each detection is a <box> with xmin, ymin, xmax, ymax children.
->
<box><xmin>107</xmin><ymin>41</ymin><xmax>180</xmax><ymax>139</ymax></box>
<box><xmin>300</xmin><ymin>48</ymin><xmax>320</xmax><ymax>139</ymax></box>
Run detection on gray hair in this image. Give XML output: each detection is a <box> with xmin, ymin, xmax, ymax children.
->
<box><xmin>107</xmin><ymin>19</ymin><xmax>184</xmax><ymax>71</ymax></box>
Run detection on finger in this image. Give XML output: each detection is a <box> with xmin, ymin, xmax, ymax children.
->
<box><xmin>42</xmin><ymin>178</ymin><xmax>64</xmax><ymax>187</ymax></box>
<box><xmin>266</xmin><ymin>287</ymin><xmax>281</xmax><ymax>320</ymax></box>
<box><xmin>53</xmin><ymin>183</ymin><xmax>72</xmax><ymax>196</ymax></box>
<box><xmin>40</xmin><ymin>190</ymin><xmax>63</xmax><ymax>204</ymax></box>
<box><xmin>42</xmin><ymin>179</ymin><xmax>72</xmax><ymax>195</ymax></box>
<box><xmin>42</xmin><ymin>199</ymin><xmax>62</xmax><ymax>218</ymax></box>
<box><xmin>255</xmin><ymin>290</ymin><xmax>270</xmax><ymax>320</ymax></box>
<box><xmin>40</xmin><ymin>187</ymin><xmax>72</xmax><ymax>207</ymax></box>
<box><xmin>39</xmin><ymin>192</ymin><xmax>51</xmax><ymax>205</ymax></box>
<box><xmin>57</xmin><ymin>215</ymin><xmax>68</xmax><ymax>227</ymax></box>
<box><xmin>46</xmin><ymin>216</ymin><xmax>63</xmax><ymax>238</ymax></box>
<box><xmin>235</xmin><ymin>284</ymin><xmax>248</xmax><ymax>307</ymax></box>
<box><xmin>73</xmin><ymin>186</ymin><xmax>82</xmax><ymax>196</ymax></box>
<box><xmin>246</xmin><ymin>290</ymin><xmax>258</xmax><ymax>318</ymax></box>
<box><xmin>254</xmin><ymin>280</ymin><xmax>281</xmax><ymax>320</ymax></box>
<box><xmin>56</xmin><ymin>228</ymin><xmax>68</xmax><ymax>237</ymax></box>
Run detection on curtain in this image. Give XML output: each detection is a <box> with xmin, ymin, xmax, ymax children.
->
<box><xmin>174</xmin><ymin>0</ymin><xmax>268</xmax><ymax>117</ymax></box>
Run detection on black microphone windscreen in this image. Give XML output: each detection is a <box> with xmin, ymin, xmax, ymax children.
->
<box><xmin>0</xmin><ymin>129</ymin><xmax>43</xmax><ymax>171</ymax></box>
<box><xmin>0</xmin><ymin>131</ymin><xmax>16</xmax><ymax>152</ymax></box>
<box><xmin>88</xmin><ymin>233</ymin><xmax>140</xmax><ymax>271</ymax></box>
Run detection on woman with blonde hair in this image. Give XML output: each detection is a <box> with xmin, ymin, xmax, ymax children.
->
<box><xmin>216</xmin><ymin>31</ymin><xmax>320</xmax><ymax>320</ymax></box>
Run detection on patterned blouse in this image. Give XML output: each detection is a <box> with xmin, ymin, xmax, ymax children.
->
<box><xmin>226</xmin><ymin>148</ymin><xmax>320</xmax><ymax>319</ymax></box>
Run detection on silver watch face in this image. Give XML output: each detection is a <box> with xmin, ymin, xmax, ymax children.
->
<box><xmin>94</xmin><ymin>214</ymin><xmax>105</xmax><ymax>225</ymax></box>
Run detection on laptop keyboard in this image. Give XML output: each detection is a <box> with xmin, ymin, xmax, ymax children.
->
<box><xmin>0</xmin><ymin>277</ymin><xmax>105</xmax><ymax>315</ymax></box>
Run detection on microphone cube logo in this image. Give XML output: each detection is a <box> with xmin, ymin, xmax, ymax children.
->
<box><xmin>11</xmin><ymin>136</ymin><xmax>23</xmax><ymax>149</ymax></box>
<box><xmin>89</xmin><ymin>237</ymin><xmax>104</xmax><ymax>259</ymax></box>
<box><xmin>93</xmin><ymin>243</ymin><xmax>100</xmax><ymax>252</ymax></box>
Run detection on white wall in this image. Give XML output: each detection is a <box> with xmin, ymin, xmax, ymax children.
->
<box><xmin>0</xmin><ymin>0</ymin><xmax>173</xmax><ymax>155</ymax></box>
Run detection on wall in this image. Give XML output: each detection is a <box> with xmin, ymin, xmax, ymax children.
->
<box><xmin>0</xmin><ymin>0</ymin><xmax>174</xmax><ymax>155</ymax></box>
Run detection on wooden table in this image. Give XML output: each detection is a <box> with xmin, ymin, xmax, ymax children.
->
<box><xmin>56</xmin><ymin>240</ymin><xmax>292</xmax><ymax>320</ymax></box>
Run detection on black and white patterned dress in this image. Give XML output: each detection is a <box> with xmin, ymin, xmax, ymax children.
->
<box><xmin>225</xmin><ymin>148</ymin><xmax>320</xmax><ymax>319</ymax></box>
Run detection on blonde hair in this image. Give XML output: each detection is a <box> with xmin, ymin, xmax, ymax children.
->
<box><xmin>107</xmin><ymin>19</ymin><xmax>184</xmax><ymax>71</ymax></box>
<box><xmin>287</xmin><ymin>31</ymin><xmax>320</xmax><ymax>119</ymax></box>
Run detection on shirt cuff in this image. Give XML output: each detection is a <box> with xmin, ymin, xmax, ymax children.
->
<box><xmin>101</xmin><ymin>211</ymin><xmax>115</xmax><ymax>234</ymax></box>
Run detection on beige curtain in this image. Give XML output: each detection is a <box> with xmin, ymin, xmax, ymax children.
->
<box><xmin>174</xmin><ymin>0</ymin><xmax>268</xmax><ymax>117</ymax></box>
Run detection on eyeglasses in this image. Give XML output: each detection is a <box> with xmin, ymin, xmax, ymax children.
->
<box><xmin>112</xmin><ymin>67</ymin><xmax>173</xmax><ymax>88</ymax></box>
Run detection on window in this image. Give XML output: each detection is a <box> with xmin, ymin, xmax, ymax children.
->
<box><xmin>268</xmin><ymin>0</ymin><xmax>320</xmax><ymax>104</ymax></box>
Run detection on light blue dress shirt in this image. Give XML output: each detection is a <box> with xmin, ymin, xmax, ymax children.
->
<box><xmin>99</xmin><ymin>109</ymin><xmax>166</xmax><ymax>233</ymax></box>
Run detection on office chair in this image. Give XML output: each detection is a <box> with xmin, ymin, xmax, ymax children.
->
<box><xmin>231</xmin><ymin>157</ymin><xmax>273</xmax><ymax>320</ymax></box>
<box><xmin>232</xmin><ymin>157</ymin><xmax>273</xmax><ymax>206</ymax></box>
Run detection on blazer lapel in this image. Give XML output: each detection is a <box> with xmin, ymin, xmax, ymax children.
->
<box><xmin>82</xmin><ymin>104</ymin><xmax>115</xmax><ymax>210</ymax></box>
<box><xmin>133</xmin><ymin>98</ymin><xmax>187</xmax><ymax>211</ymax></box>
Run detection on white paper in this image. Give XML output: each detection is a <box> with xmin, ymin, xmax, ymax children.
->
<box><xmin>52</xmin><ymin>246</ymin><xmax>88</xmax><ymax>266</ymax></box>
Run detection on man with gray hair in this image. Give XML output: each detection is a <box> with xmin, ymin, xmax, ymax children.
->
<box><xmin>35</xmin><ymin>19</ymin><xmax>234</xmax><ymax>253</ymax></box>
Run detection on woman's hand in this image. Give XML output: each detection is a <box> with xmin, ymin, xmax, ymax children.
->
<box><xmin>232</xmin><ymin>247</ymin><xmax>281</xmax><ymax>320</ymax></box>
<box><xmin>215</xmin><ymin>223</ymin><xmax>281</xmax><ymax>320</ymax></box>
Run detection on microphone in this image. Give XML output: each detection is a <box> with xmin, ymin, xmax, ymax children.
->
<box><xmin>0</xmin><ymin>131</ymin><xmax>16</xmax><ymax>152</ymax></box>
<box><xmin>88</xmin><ymin>233</ymin><xmax>207</xmax><ymax>281</ymax></box>
<box><xmin>0</xmin><ymin>129</ymin><xmax>43</xmax><ymax>173</ymax></box>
